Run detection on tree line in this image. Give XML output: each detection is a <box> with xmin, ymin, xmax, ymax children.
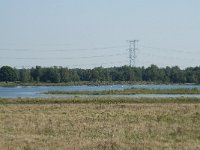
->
<box><xmin>0</xmin><ymin>65</ymin><xmax>200</xmax><ymax>84</ymax></box>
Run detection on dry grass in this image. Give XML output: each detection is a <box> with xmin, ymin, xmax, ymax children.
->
<box><xmin>0</xmin><ymin>98</ymin><xmax>200</xmax><ymax>149</ymax></box>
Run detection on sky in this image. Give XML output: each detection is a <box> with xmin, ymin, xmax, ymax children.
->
<box><xmin>0</xmin><ymin>0</ymin><xmax>200</xmax><ymax>69</ymax></box>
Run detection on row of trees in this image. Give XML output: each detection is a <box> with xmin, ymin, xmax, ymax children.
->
<box><xmin>0</xmin><ymin>65</ymin><xmax>200</xmax><ymax>84</ymax></box>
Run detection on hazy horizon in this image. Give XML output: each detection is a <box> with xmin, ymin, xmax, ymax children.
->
<box><xmin>0</xmin><ymin>0</ymin><xmax>199</xmax><ymax>69</ymax></box>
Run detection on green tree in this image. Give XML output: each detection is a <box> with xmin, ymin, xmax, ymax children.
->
<box><xmin>41</xmin><ymin>68</ymin><xmax>61</xmax><ymax>83</ymax></box>
<box><xmin>31</xmin><ymin>66</ymin><xmax>42</xmax><ymax>82</ymax></box>
<box><xmin>0</xmin><ymin>66</ymin><xmax>18</xmax><ymax>82</ymax></box>
<box><xmin>121</xmin><ymin>66</ymin><xmax>134</xmax><ymax>81</ymax></box>
<box><xmin>91</xmin><ymin>68</ymin><xmax>100</xmax><ymax>81</ymax></box>
<box><xmin>143</xmin><ymin>65</ymin><xmax>160</xmax><ymax>81</ymax></box>
<box><xmin>170</xmin><ymin>66</ymin><xmax>186</xmax><ymax>83</ymax></box>
<box><xmin>59</xmin><ymin>68</ymin><xmax>71</xmax><ymax>82</ymax></box>
<box><xmin>19</xmin><ymin>69</ymin><xmax>31</xmax><ymax>82</ymax></box>
<box><xmin>69</xmin><ymin>70</ymin><xmax>80</xmax><ymax>82</ymax></box>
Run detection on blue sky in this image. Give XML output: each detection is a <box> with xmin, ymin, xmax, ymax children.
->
<box><xmin>0</xmin><ymin>0</ymin><xmax>199</xmax><ymax>68</ymax></box>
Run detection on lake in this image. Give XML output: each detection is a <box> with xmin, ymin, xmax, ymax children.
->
<box><xmin>1</xmin><ymin>84</ymin><xmax>200</xmax><ymax>98</ymax></box>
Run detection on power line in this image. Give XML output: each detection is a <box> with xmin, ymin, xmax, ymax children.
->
<box><xmin>0</xmin><ymin>52</ymin><xmax>127</xmax><ymax>60</ymax></box>
<box><xmin>139</xmin><ymin>51</ymin><xmax>199</xmax><ymax>61</ymax></box>
<box><xmin>140</xmin><ymin>45</ymin><xmax>199</xmax><ymax>54</ymax></box>
<box><xmin>2</xmin><ymin>42</ymin><xmax>199</xmax><ymax>68</ymax></box>
<box><xmin>10</xmin><ymin>60</ymin><xmax>128</xmax><ymax>69</ymax></box>
<box><xmin>0</xmin><ymin>45</ymin><xmax>127</xmax><ymax>52</ymax></box>
<box><xmin>54</xmin><ymin>45</ymin><xmax>127</xmax><ymax>51</ymax></box>
<box><xmin>0</xmin><ymin>44</ymin><xmax>198</xmax><ymax>54</ymax></box>
<box><xmin>70</xmin><ymin>60</ymin><xmax>127</xmax><ymax>68</ymax></box>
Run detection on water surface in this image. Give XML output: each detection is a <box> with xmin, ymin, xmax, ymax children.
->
<box><xmin>1</xmin><ymin>84</ymin><xmax>200</xmax><ymax>98</ymax></box>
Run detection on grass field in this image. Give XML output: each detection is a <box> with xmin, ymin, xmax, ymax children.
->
<box><xmin>45</xmin><ymin>88</ymin><xmax>200</xmax><ymax>95</ymax></box>
<box><xmin>0</xmin><ymin>97</ymin><xmax>200</xmax><ymax>150</ymax></box>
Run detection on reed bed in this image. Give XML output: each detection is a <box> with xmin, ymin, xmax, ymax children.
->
<box><xmin>0</xmin><ymin>97</ymin><xmax>200</xmax><ymax>150</ymax></box>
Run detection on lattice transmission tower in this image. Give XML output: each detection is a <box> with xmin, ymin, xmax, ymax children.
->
<box><xmin>128</xmin><ymin>40</ymin><xmax>139</xmax><ymax>67</ymax></box>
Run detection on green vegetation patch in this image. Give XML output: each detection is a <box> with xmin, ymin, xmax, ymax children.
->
<box><xmin>45</xmin><ymin>88</ymin><xmax>200</xmax><ymax>95</ymax></box>
<box><xmin>1</xmin><ymin>65</ymin><xmax>200</xmax><ymax>84</ymax></box>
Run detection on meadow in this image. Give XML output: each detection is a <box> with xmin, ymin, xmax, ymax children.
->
<box><xmin>45</xmin><ymin>88</ymin><xmax>200</xmax><ymax>95</ymax></box>
<box><xmin>0</xmin><ymin>97</ymin><xmax>200</xmax><ymax>150</ymax></box>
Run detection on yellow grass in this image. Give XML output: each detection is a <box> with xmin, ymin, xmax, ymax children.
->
<box><xmin>0</xmin><ymin>99</ymin><xmax>200</xmax><ymax>149</ymax></box>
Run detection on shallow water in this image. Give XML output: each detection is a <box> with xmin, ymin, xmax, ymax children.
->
<box><xmin>1</xmin><ymin>84</ymin><xmax>200</xmax><ymax>98</ymax></box>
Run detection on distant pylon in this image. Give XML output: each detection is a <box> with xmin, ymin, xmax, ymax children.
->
<box><xmin>128</xmin><ymin>40</ymin><xmax>139</xmax><ymax>67</ymax></box>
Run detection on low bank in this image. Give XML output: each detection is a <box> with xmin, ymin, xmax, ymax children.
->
<box><xmin>45</xmin><ymin>88</ymin><xmax>200</xmax><ymax>95</ymax></box>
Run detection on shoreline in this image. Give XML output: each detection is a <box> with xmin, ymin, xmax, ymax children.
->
<box><xmin>45</xmin><ymin>88</ymin><xmax>200</xmax><ymax>95</ymax></box>
<box><xmin>0</xmin><ymin>81</ymin><xmax>198</xmax><ymax>87</ymax></box>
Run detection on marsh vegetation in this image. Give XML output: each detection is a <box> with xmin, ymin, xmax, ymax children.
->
<box><xmin>45</xmin><ymin>88</ymin><xmax>200</xmax><ymax>95</ymax></box>
<box><xmin>0</xmin><ymin>97</ymin><xmax>200</xmax><ymax>149</ymax></box>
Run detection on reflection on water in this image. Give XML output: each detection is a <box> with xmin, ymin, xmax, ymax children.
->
<box><xmin>0</xmin><ymin>84</ymin><xmax>200</xmax><ymax>98</ymax></box>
